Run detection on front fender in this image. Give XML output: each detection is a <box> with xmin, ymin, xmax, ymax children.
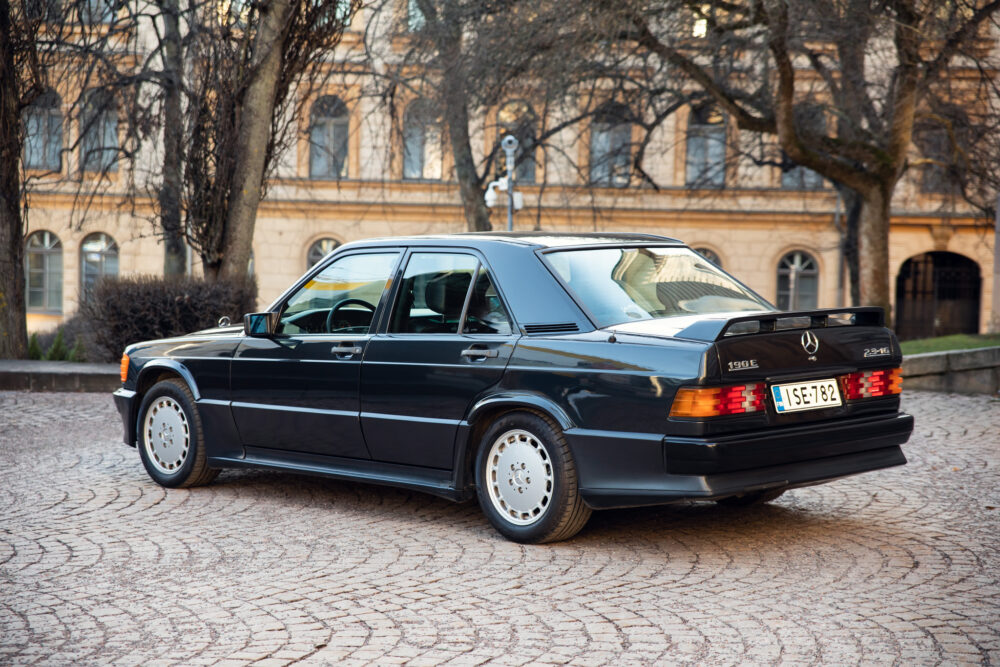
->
<box><xmin>136</xmin><ymin>359</ymin><xmax>202</xmax><ymax>401</ymax></box>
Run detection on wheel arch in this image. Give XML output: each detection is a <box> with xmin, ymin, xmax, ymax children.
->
<box><xmin>455</xmin><ymin>393</ymin><xmax>576</xmax><ymax>496</ymax></box>
<box><xmin>126</xmin><ymin>361</ymin><xmax>202</xmax><ymax>445</ymax></box>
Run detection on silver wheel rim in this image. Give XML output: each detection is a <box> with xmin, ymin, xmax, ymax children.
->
<box><xmin>486</xmin><ymin>429</ymin><xmax>554</xmax><ymax>526</ymax></box>
<box><xmin>142</xmin><ymin>395</ymin><xmax>190</xmax><ymax>475</ymax></box>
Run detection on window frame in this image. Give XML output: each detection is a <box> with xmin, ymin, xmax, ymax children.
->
<box><xmin>776</xmin><ymin>250</ymin><xmax>820</xmax><ymax>311</ymax></box>
<box><xmin>380</xmin><ymin>247</ymin><xmax>518</xmax><ymax>337</ymax></box>
<box><xmin>685</xmin><ymin>105</ymin><xmax>726</xmax><ymax>188</ymax></box>
<box><xmin>25</xmin><ymin>230</ymin><xmax>63</xmax><ymax>313</ymax></box>
<box><xmin>80</xmin><ymin>89</ymin><xmax>119</xmax><ymax>173</ymax></box>
<box><xmin>23</xmin><ymin>90</ymin><xmax>62</xmax><ymax>172</ymax></box>
<box><xmin>589</xmin><ymin>102</ymin><xmax>632</xmax><ymax>188</ymax></box>
<box><xmin>79</xmin><ymin>232</ymin><xmax>118</xmax><ymax>303</ymax></box>
<box><xmin>275</xmin><ymin>249</ymin><xmax>403</xmax><ymax>336</ymax></box>
<box><xmin>308</xmin><ymin>95</ymin><xmax>351</xmax><ymax>180</ymax></box>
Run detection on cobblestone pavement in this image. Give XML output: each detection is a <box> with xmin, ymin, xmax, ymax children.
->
<box><xmin>1</xmin><ymin>391</ymin><xmax>998</xmax><ymax>666</ymax></box>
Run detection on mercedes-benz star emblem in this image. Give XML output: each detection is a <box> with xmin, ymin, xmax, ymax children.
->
<box><xmin>801</xmin><ymin>330</ymin><xmax>820</xmax><ymax>355</ymax></box>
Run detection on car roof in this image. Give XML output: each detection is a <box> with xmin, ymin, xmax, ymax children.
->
<box><xmin>341</xmin><ymin>231</ymin><xmax>685</xmax><ymax>250</ymax></box>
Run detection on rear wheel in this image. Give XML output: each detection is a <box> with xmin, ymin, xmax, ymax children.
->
<box><xmin>716</xmin><ymin>488</ymin><xmax>785</xmax><ymax>507</ymax></box>
<box><xmin>137</xmin><ymin>379</ymin><xmax>218</xmax><ymax>488</ymax></box>
<box><xmin>475</xmin><ymin>411</ymin><xmax>591</xmax><ymax>543</ymax></box>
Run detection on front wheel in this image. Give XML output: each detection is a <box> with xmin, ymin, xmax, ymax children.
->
<box><xmin>475</xmin><ymin>411</ymin><xmax>591</xmax><ymax>543</ymax></box>
<box><xmin>137</xmin><ymin>379</ymin><xmax>218</xmax><ymax>488</ymax></box>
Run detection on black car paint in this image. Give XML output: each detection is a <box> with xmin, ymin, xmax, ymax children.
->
<box><xmin>113</xmin><ymin>232</ymin><xmax>913</xmax><ymax>509</ymax></box>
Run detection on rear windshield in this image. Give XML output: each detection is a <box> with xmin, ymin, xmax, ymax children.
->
<box><xmin>545</xmin><ymin>246</ymin><xmax>773</xmax><ymax>327</ymax></box>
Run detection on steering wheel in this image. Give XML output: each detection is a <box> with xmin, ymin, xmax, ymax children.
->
<box><xmin>326</xmin><ymin>298</ymin><xmax>377</xmax><ymax>333</ymax></box>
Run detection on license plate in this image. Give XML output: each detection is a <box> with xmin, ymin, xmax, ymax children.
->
<box><xmin>771</xmin><ymin>379</ymin><xmax>842</xmax><ymax>413</ymax></box>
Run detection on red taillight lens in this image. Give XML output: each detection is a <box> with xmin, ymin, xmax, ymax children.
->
<box><xmin>670</xmin><ymin>383</ymin><xmax>766</xmax><ymax>418</ymax></box>
<box><xmin>839</xmin><ymin>368</ymin><xmax>902</xmax><ymax>399</ymax></box>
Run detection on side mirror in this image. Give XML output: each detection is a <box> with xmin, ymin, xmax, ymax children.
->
<box><xmin>243</xmin><ymin>312</ymin><xmax>279</xmax><ymax>337</ymax></box>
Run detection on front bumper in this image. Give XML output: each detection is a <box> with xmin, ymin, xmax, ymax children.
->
<box><xmin>569</xmin><ymin>412</ymin><xmax>913</xmax><ymax>509</ymax></box>
<box><xmin>113</xmin><ymin>387</ymin><xmax>138</xmax><ymax>446</ymax></box>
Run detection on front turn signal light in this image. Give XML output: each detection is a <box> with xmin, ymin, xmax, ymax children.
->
<box><xmin>670</xmin><ymin>383</ymin><xmax>766</xmax><ymax>418</ymax></box>
<box><xmin>119</xmin><ymin>353</ymin><xmax>130</xmax><ymax>383</ymax></box>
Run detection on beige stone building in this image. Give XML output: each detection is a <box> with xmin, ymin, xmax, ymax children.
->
<box><xmin>22</xmin><ymin>7</ymin><xmax>997</xmax><ymax>340</ymax></box>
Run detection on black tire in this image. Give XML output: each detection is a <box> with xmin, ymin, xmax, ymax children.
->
<box><xmin>716</xmin><ymin>488</ymin><xmax>786</xmax><ymax>507</ymax></box>
<box><xmin>474</xmin><ymin>411</ymin><xmax>591</xmax><ymax>544</ymax></box>
<box><xmin>136</xmin><ymin>378</ymin><xmax>218</xmax><ymax>488</ymax></box>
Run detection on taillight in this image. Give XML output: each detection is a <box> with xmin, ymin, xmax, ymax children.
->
<box><xmin>120</xmin><ymin>353</ymin><xmax>130</xmax><ymax>383</ymax></box>
<box><xmin>670</xmin><ymin>383</ymin><xmax>766</xmax><ymax>418</ymax></box>
<box><xmin>839</xmin><ymin>368</ymin><xmax>902</xmax><ymax>399</ymax></box>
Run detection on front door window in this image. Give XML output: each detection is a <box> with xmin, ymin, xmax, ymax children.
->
<box><xmin>278</xmin><ymin>252</ymin><xmax>398</xmax><ymax>334</ymax></box>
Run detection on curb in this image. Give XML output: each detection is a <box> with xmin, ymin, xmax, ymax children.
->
<box><xmin>0</xmin><ymin>360</ymin><xmax>120</xmax><ymax>393</ymax></box>
<box><xmin>901</xmin><ymin>346</ymin><xmax>1000</xmax><ymax>395</ymax></box>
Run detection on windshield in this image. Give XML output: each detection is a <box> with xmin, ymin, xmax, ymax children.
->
<box><xmin>545</xmin><ymin>246</ymin><xmax>774</xmax><ymax>327</ymax></box>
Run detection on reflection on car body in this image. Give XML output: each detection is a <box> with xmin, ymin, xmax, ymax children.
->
<box><xmin>113</xmin><ymin>233</ymin><xmax>913</xmax><ymax>543</ymax></box>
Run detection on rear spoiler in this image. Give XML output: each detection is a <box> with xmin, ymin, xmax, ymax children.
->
<box><xmin>676</xmin><ymin>307</ymin><xmax>886</xmax><ymax>342</ymax></box>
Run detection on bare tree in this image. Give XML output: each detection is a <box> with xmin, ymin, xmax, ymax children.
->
<box><xmin>588</xmin><ymin>0</ymin><xmax>1000</xmax><ymax>318</ymax></box>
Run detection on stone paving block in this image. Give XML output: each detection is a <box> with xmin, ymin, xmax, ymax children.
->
<box><xmin>0</xmin><ymin>391</ymin><xmax>998</xmax><ymax>664</ymax></box>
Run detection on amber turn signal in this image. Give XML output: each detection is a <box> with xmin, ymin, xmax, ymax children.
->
<box><xmin>119</xmin><ymin>353</ymin><xmax>129</xmax><ymax>383</ymax></box>
<box><xmin>670</xmin><ymin>383</ymin><xmax>765</xmax><ymax>418</ymax></box>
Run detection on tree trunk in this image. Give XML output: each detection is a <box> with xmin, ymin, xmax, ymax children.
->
<box><xmin>839</xmin><ymin>186</ymin><xmax>862</xmax><ymax>306</ymax></box>
<box><xmin>159</xmin><ymin>0</ymin><xmax>186</xmax><ymax>277</ymax></box>
<box><xmin>0</xmin><ymin>0</ymin><xmax>28</xmax><ymax>358</ymax></box>
<box><xmin>218</xmin><ymin>0</ymin><xmax>293</xmax><ymax>279</ymax></box>
<box><xmin>444</xmin><ymin>97</ymin><xmax>491</xmax><ymax>232</ymax></box>
<box><xmin>857</xmin><ymin>186</ymin><xmax>893</xmax><ymax>324</ymax></box>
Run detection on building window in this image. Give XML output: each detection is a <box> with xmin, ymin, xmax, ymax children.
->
<box><xmin>686</xmin><ymin>105</ymin><xmax>725</xmax><ymax>188</ymax></box>
<box><xmin>307</xmin><ymin>238</ymin><xmax>340</xmax><ymax>268</ymax></box>
<box><xmin>80</xmin><ymin>89</ymin><xmax>118</xmax><ymax>172</ymax></box>
<box><xmin>406</xmin><ymin>0</ymin><xmax>425</xmax><ymax>31</ymax></box>
<box><xmin>916</xmin><ymin>126</ymin><xmax>958</xmax><ymax>194</ymax></box>
<box><xmin>23</xmin><ymin>90</ymin><xmax>62</xmax><ymax>171</ymax></box>
<box><xmin>403</xmin><ymin>99</ymin><xmax>442</xmax><ymax>180</ymax></box>
<box><xmin>497</xmin><ymin>100</ymin><xmax>537</xmax><ymax>184</ymax></box>
<box><xmin>79</xmin><ymin>0</ymin><xmax>114</xmax><ymax>24</ymax></box>
<box><xmin>25</xmin><ymin>231</ymin><xmax>63</xmax><ymax>312</ymax></box>
<box><xmin>589</xmin><ymin>102</ymin><xmax>631</xmax><ymax>187</ymax></box>
<box><xmin>309</xmin><ymin>95</ymin><xmax>350</xmax><ymax>179</ymax></box>
<box><xmin>777</xmin><ymin>250</ymin><xmax>818</xmax><ymax>310</ymax></box>
<box><xmin>80</xmin><ymin>232</ymin><xmax>119</xmax><ymax>302</ymax></box>
<box><xmin>781</xmin><ymin>105</ymin><xmax>825</xmax><ymax>190</ymax></box>
<box><xmin>693</xmin><ymin>247</ymin><xmax>722</xmax><ymax>269</ymax></box>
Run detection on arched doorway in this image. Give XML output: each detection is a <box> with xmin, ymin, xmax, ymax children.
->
<box><xmin>895</xmin><ymin>252</ymin><xmax>980</xmax><ymax>340</ymax></box>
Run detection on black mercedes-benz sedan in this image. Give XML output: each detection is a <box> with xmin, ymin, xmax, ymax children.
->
<box><xmin>113</xmin><ymin>233</ymin><xmax>913</xmax><ymax>543</ymax></box>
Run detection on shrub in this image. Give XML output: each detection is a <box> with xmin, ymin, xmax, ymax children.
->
<box><xmin>68</xmin><ymin>337</ymin><xmax>88</xmax><ymax>362</ymax></box>
<box><xmin>44</xmin><ymin>328</ymin><xmax>68</xmax><ymax>361</ymax></box>
<box><xmin>28</xmin><ymin>333</ymin><xmax>43</xmax><ymax>360</ymax></box>
<box><xmin>80</xmin><ymin>275</ymin><xmax>257</xmax><ymax>362</ymax></box>
<box><xmin>36</xmin><ymin>314</ymin><xmax>97</xmax><ymax>363</ymax></box>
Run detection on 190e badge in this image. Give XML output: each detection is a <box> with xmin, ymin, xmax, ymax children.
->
<box><xmin>728</xmin><ymin>359</ymin><xmax>759</xmax><ymax>371</ymax></box>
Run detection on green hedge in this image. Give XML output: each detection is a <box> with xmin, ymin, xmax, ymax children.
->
<box><xmin>81</xmin><ymin>275</ymin><xmax>257</xmax><ymax>362</ymax></box>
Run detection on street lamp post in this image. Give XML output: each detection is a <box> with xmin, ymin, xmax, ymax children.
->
<box><xmin>501</xmin><ymin>135</ymin><xmax>518</xmax><ymax>231</ymax></box>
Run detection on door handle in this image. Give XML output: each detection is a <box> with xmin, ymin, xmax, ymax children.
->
<box><xmin>461</xmin><ymin>347</ymin><xmax>499</xmax><ymax>359</ymax></box>
<box><xmin>332</xmin><ymin>343</ymin><xmax>363</xmax><ymax>357</ymax></box>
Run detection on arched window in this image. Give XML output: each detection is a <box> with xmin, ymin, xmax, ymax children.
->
<box><xmin>403</xmin><ymin>99</ymin><xmax>442</xmax><ymax>180</ymax></box>
<box><xmin>497</xmin><ymin>100</ymin><xmax>537</xmax><ymax>184</ymax></box>
<box><xmin>693</xmin><ymin>247</ymin><xmax>722</xmax><ymax>269</ymax></box>
<box><xmin>589</xmin><ymin>102</ymin><xmax>632</xmax><ymax>187</ymax></box>
<box><xmin>307</xmin><ymin>237</ymin><xmax>340</xmax><ymax>268</ymax></box>
<box><xmin>309</xmin><ymin>95</ymin><xmax>349</xmax><ymax>179</ymax></box>
<box><xmin>80</xmin><ymin>233</ymin><xmax>118</xmax><ymax>302</ymax></box>
<box><xmin>80</xmin><ymin>88</ymin><xmax>118</xmax><ymax>172</ymax></box>
<box><xmin>25</xmin><ymin>231</ymin><xmax>63</xmax><ymax>312</ymax></box>
<box><xmin>24</xmin><ymin>90</ymin><xmax>62</xmax><ymax>171</ymax></box>
<box><xmin>686</xmin><ymin>105</ymin><xmax>725</xmax><ymax>188</ymax></box>
<box><xmin>777</xmin><ymin>250</ymin><xmax>819</xmax><ymax>310</ymax></box>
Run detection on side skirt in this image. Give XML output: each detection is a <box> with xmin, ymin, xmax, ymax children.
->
<box><xmin>208</xmin><ymin>447</ymin><xmax>466</xmax><ymax>502</ymax></box>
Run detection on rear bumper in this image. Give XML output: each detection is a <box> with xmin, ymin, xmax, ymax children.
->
<box><xmin>569</xmin><ymin>412</ymin><xmax>913</xmax><ymax>510</ymax></box>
